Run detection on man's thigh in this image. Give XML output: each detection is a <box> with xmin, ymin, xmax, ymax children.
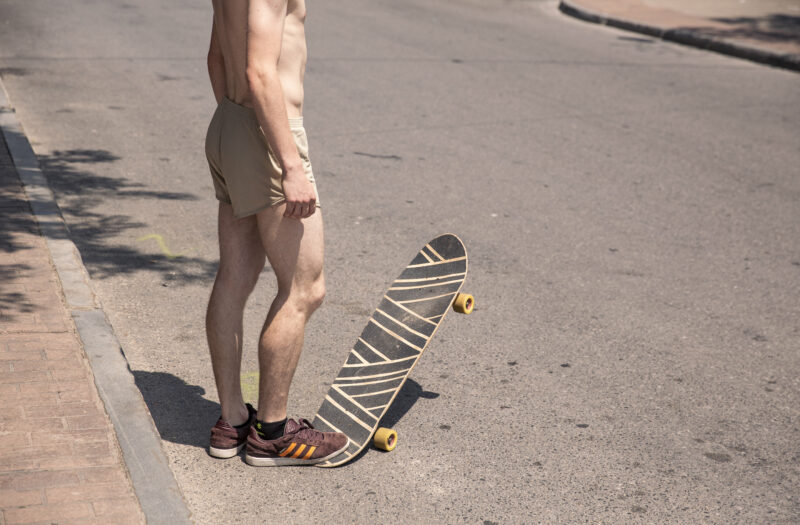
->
<box><xmin>255</xmin><ymin>204</ymin><xmax>324</xmax><ymax>291</ymax></box>
<box><xmin>216</xmin><ymin>202</ymin><xmax>266</xmax><ymax>278</ymax></box>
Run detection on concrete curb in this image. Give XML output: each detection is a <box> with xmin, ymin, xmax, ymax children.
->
<box><xmin>0</xmin><ymin>80</ymin><xmax>192</xmax><ymax>524</ymax></box>
<box><xmin>559</xmin><ymin>0</ymin><xmax>800</xmax><ymax>72</ymax></box>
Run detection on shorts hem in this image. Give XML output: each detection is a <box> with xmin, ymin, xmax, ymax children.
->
<box><xmin>233</xmin><ymin>199</ymin><xmax>285</xmax><ymax>219</ymax></box>
<box><xmin>233</xmin><ymin>199</ymin><xmax>322</xmax><ymax>219</ymax></box>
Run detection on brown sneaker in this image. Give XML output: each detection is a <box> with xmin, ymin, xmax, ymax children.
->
<box><xmin>208</xmin><ymin>403</ymin><xmax>257</xmax><ymax>459</ymax></box>
<box><xmin>245</xmin><ymin>418</ymin><xmax>349</xmax><ymax>466</ymax></box>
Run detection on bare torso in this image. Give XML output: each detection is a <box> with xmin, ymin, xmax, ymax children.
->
<box><xmin>211</xmin><ymin>0</ymin><xmax>307</xmax><ymax>117</ymax></box>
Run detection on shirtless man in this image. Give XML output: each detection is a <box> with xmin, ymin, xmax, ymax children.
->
<box><xmin>204</xmin><ymin>0</ymin><xmax>347</xmax><ymax>466</ymax></box>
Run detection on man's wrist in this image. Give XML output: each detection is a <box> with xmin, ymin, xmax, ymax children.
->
<box><xmin>282</xmin><ymin>160</ymin><xmax>305</xmax><ymax>178</ymax></box>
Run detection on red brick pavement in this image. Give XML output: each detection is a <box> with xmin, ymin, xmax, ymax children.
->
<box><xmin>0</xmin><ymin>131</ymin><xmax>144</xmax><ymax>523</ymax></box>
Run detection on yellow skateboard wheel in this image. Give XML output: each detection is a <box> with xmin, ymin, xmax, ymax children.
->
<box><xmin>453</xmin><ymin>293</ymin><xmax>474</xmax><ymax>314</ymax></box>
<box><xmin>373</xmin><ymin>428</ymin><xmax>398</xmax><ymax>451</ymax></box>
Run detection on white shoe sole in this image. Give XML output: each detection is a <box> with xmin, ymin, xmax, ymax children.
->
<box><xmin>209</xmin><ymin>442</ymin><xmax>245</xmax><ymax>459</ymax></box>
<box><xmin>245</xmin><ymin>439</ymin><xmax>349</xmax><ymax>467</ymax></box>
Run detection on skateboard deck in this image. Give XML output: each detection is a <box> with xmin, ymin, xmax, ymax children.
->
<box><xmin>312</xmin><ymin>233</ymin><xmax>471</xmax><ymax>467</ymax></box>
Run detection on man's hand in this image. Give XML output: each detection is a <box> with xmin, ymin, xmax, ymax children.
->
<box><xmin>282</xmin><ymin>165</ymin><xmax>316</xmax><ymax>219</ymax></box>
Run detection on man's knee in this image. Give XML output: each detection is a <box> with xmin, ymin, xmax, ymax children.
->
<box><xmin>305</xmin><ymin>278</ymin><xmax>326</xmax><ymax>314</ymax></box>
<box><xmin>291</xmin><ymin>277</ymin><xmax>325</xmax><ymax>316</ymax></box>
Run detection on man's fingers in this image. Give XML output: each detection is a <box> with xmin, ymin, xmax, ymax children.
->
<box><xmin>284</xmin><ymin>200</ymin><xmax>315</xmax><ymax>220</ymax></box>
<box><xmin>289</xmin><ymin>202</ymin><xmax>305</xmax><ymax>219</ymax></box>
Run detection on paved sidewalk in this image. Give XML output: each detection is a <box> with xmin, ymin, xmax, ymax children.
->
<box><xmin>0</xmin><ymin>129</ymin><xmax>144</xmax><ymax>522</ymax></box>
<box><xmin>560</xmin><ymin>0</ymin><xmax>800</xmax><ymax>71</ymax></box>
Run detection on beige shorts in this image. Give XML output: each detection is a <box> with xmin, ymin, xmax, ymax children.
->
<box><xmin>205</xmin><ymin>96</ymin><xmax>319</xmax><ymax>218</ymax></box>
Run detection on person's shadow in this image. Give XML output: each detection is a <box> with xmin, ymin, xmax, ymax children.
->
<box><xmin>133</xmin><ymin>370</ymin><xmax>439</xmax><ymax>457</ymax></box>
<box><xmin>133</xmin><ymin>371</ymin><xmax>219</xmax><ymax>449</ymax></box>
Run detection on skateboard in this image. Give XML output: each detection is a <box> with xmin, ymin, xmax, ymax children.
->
<box><xmin>312</xmin><ymin>233</ymin><xmax>474</xmax><ymax>467</ymax></box>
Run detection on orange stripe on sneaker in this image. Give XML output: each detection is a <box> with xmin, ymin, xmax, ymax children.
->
<box><xmin>291</xmin><ymin>444</ymin><xmax>307</xmax><ymax>459</ymax></box>
<box><xmin>302</xmin><ymin>446</ymin><xmax>317</xmax><ymax>460</ymax></box>
<box><xmin>279</xmin><ymin>443</ymin><xmax>297</xmax><ymax>457</ymax></box>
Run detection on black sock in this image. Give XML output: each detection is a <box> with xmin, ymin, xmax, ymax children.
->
<box><xmin>233</xmin><ymin>418</ymin><xmax>251</xmax><ymax>429</ymax></box>
<box><xmin>255</xmin><ymin>418</ymin><xmax>287</xmax><ymax>440</ymax></box>
<box><xmin>233</xmin><ymin>404</ymin><xmax>254</xmax><ymax>428</ymax></box>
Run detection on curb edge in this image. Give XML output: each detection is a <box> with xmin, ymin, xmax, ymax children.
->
<box><xmin>0</xmin><ymin>78</ymin><xmax>192</xmax><ymax>525</ymax></box>
<box><xmin>558</xmin><ymin>0</ymin><xmax>800</xmax><ymax>72</ymax></box>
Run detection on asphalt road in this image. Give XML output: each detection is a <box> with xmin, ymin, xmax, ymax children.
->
<box><xmin>1</xmin><ymin>0</ymin><xmax>799</xmax><ymax>523</ymax></box>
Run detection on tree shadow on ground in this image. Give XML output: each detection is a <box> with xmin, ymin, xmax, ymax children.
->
<box><xmin>0</xmin><ymin>128</ymin><xmax>40</xmax><ymax>319</ymax></box>
<box><xmin>2</xmin><ymin>113</ymin><xmax>220</xmax><ymax>286</ymax></box>
<box><xmin>0</xmin><ymin>263</ymin><xmax>35</xmax><ymax>319</ymax></box>
<box><xmin>36</xmin><ymin>148</ymin><xmax>218</xmax><ymax>284</ymax></box>
<box><xmin>0</xmin><ymin>127</ymin><xmax>38</xmax><ymax>254</ymax></box>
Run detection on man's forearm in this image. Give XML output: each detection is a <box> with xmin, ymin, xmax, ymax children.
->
<box><xmin>247</xmin><ymin>66</ymin><xmax>304</xmax><ymax>175</ymax></box>
<box><xmin>244</xmin><ymin>0</ymin><xmax>314</xmax><ymax>220</ymax></box>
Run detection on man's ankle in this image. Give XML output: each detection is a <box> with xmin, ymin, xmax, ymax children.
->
<box><xmin>222</xmin><ymin>403</ymin><xmax>250</xmax><ymax>427</ymax></box>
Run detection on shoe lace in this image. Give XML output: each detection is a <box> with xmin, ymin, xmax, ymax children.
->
<box><xmin>291</xmin><ymin>418</ymin><xmax>324</xmax><ymax>443</ymax></box>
